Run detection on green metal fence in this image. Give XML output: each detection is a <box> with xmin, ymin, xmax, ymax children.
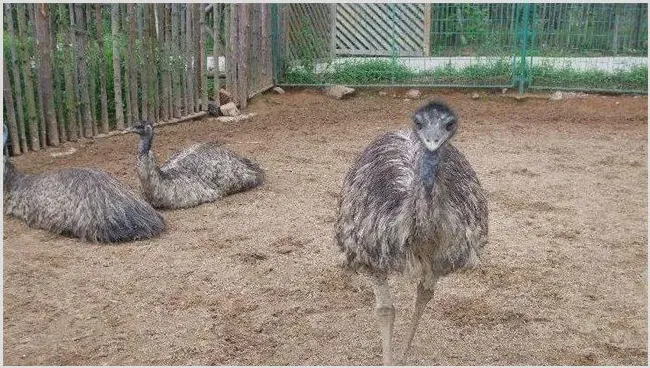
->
<box><xmin>274</xmin><ymin>3</ymin><xmax>648</xmax><ymax>94</ymax></box>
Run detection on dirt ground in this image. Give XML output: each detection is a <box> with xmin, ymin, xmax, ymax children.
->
<box><xmin>3</xmin><ymin>89</ymin><xmax>647</xmax><ymax>366</ymax></box>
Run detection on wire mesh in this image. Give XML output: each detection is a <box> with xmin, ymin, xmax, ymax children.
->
<box><xmin>275</xmin><ymin>3</ymin><xmax>648</xmax><ymax>93</ymax></box>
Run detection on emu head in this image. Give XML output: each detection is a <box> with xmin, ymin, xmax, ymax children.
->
<box><xmin>125</xmin><ymin>120</ymin><xmax>154</xmax><ymax>138</ymax></box>
<box><xmin>412</xmin><ymin>100</ymin><xmax>458</xmax><ymax>152</ymax></box>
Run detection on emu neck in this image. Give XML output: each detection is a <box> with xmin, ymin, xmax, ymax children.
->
<box><xmin>138</xmin><ymin>134</ymin><xmax>154</xmax><ymax>156</ymax></box>
<box><xmin>419</xmin><ymin>148</ymin><xmax>440</xmax><ymax>197</ymax></box>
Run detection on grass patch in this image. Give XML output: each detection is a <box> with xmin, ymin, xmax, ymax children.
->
<box><xmin>530</xmin><ymin>61</ymin><xmax>648</xmax><ymax>91</ymax></box>
<box><xmin>283</xmin><ymin>57</ymin><xmax>647</xmax><ymax>92</ymax></box>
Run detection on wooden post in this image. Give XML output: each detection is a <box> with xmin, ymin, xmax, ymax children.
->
<box><xmin>5</xmin><ymin>4</ymin><xmax>28</xmax><ymax>152</ymax></box>
<box><xmin>16</xmin><ymin>4</ymin><xmax>40</xmax><ymax>150</ymax></box>
<box><xmin>3</xmin><ymin>58</ymin><xmax>21</xmax><ymax>155</ymax></box>
<box><xmin>172</xmin><ymin>4</ymin><xmax>181</xmax><ymax>118</ymax></box>
<box><xmin>238</xmin><ymin>4</ymin><xmax>249</xmax><ymax>108</ymax></box>
<box><xmin>329</xmin><ymin>4</ymin><xmax>337</xmax><ymax>61</ymax></box>
<box><xmin>34</xmin><ymin>2</ymin><xmax>59</xmax><ymax>146</ymax></box>
<box><xmin>74</xmin><ymin>4</ymin><xmax>93</xmax><ymax>138</ymax></box>
<box><xmin>200</xmin><ymin>4</ymin><xmax>208</xmax><ymax>111</ymax></box>
<box><xmin>423</xmin><ymin>3</ymin><xmax>431</xmax><ymax>56</ymax></box>
<box><xmin>127</xmin><ymin>3</ymin><xmax>139</xmax><ymax>123</ymax></box>
<box><xmin>111</xmin><ymin>4</ymin><xmax>125</xmax><ymax>129</ymax></box>
<box><xmin>213</xmin><ymin>3</ymin><xmax>221</xmax><ymax>105</ymax></box>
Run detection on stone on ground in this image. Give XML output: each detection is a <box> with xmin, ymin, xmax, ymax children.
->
<box><xmin>405</xmin><ymin>89</ymin><xmax>421</xmax><ymax>99</ymax></box>
<box><xmin>273</xmin><ymin>87</ymin><xmax>285</xmax><ymax>95</ymax></box>
<box><xmin>326</xmin><ymin>85</ymin><xmax>355</xmax><ymax>100</ymax></box>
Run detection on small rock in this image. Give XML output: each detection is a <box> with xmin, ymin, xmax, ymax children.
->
<box><xmin>403</xmin><ymin>98</ymin><xmax>410</xmax><ymax>102</ymax></box>
<box><xmin>272</xmin><ymin>86</ymin><xmax>285</xmax><ymax>95</ymax></box>
<box><xmin>326</xmin><ymin>85</ymin><xmax>355</xmax><ymax>100</ymax></box>
<box><xmin>219</xmin><ymin>88</ymin><xmax>234</xmax><ymax>105</ymax></box>
<box><xmin>501</xmin><ymin>88</ymin><xmax>508</xmax><ymax>94</ymax></box>
<box><xmin>50</xmin><ymin>147</ymin><xmax>77</xmax><ymax>158</ymax></box>
<box><xmin>514</xmin><ymin>95</ymin><xmax>527</xmax><ymax>101</ymax></box>
<box><xmin>219</xmin><ymin>102</ymin><xmax>240</xmax><ymax>117</ymax></box>
<box><xmin>615</xmin><ymin>101</ymin><xmax>620</xmax><ymax>105</ymax></box>
<box><xmin>471</xmin><ymin>92</ymin><xmax>480</xmax><ymax>100</ymax></box>
<box><xmin>378</xmin><ymin>91</ymin><xmax>388</xmax><ymax>96</ymax></box>
<box><xmin>216</xmin><ymin>112</ymin><xmax>256</xmax><ymax>123</ymax></box>
<box><xmin>549</xmin><ymin>91</ymin><xmax>563</xmax><ymax>101</ymax></box>
<box><xmin>405</xmin><ymin>89</ymin><xmax>421</xmax><ymax>99</ymax></box>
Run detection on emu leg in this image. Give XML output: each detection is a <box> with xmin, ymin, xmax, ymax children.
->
<box><xmin>400</xmin><ymin>274</ymin><xmax>438</xmax><ymax>363</ymax></box>
<box><xmin>371</xmin><ymin>274</ymin><xmax>395</xmax><ymax>366</ymax></box>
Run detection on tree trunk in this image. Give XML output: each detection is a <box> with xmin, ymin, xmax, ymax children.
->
<box><xmin>227</xmin><ymin>4</ymin><xmax>237</xmax><ymax>104</ymax></box>
<box><xmin>94</xmin><ymin>4</ymin><xmax>109</xmax><ymax>133</ymax></box>
<box><xmin>34</xmin><ymin>3</ymin><xmax>60</xmax><ymax>146</ymax></box>
<box><xmin>126</xmin><ymin>3</ymin><xmax>139</xmax><ymax>124</ymax></box>
<box><xmin>193</xmin><ymin>4</ymin><xmax>201</xmax><ymax>112</ymax></box>
<box><xmin>3</xmin><ymin>58</ymin><xmax>21</xmax><ymax>155</ymax></box>
<box><xmin>5</xmin><ymin>4</ymin><xmax>28</xmax><ymax>152</ymax></box>
<box><xmin>181</xmin><ymin>5</ymin><xmax>191</xmax><ymax>114</ymax></box>
<box><xmin>16</xmin><ymin>4</ymin><xmax>40</xmax><ymax>150</ymax></box>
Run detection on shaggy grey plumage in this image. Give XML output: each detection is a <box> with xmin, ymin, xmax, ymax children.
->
<box><xmin>3</xmin><ymin>126</ymin><xmax>165</xmax><ymax>243</ymax></box>
<box><xmin>126</xmin><ymin>121</ymin><xmax>264</xmax><ymax>210</ymax></box>
<box><xmin>335</xmin><ymin>100</ymin><xmax>488</xmax><ymax>365</ymax></box>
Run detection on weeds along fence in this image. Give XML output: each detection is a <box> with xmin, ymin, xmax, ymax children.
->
<box><xmin>276</xmin><ymin>3</ymin><xmax>648</xmax><ymax>93</ymax></box>
<box><xmin>3</xmin><ymin>3</ymin><xmax>272</xmax><ymax>156</ymax></box>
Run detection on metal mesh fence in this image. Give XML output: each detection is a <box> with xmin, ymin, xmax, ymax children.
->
<box><xmin>275</xmin><ymin>3</ymin><xmax>648</xmax><ymax>93</ymax></box>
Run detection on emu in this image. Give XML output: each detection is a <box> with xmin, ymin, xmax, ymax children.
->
<box><xmin>335</xmin><ymin>101</ymin><xmax>488</xmax><ymax>365</ymax></box>
<box><xmin>3</xmin><ymin>126</ymin><xmax>165</xmax><ymax>243</ymax></box>
<box><xmin>125</xmin><ymin>120</ymin><xmax>264</xmax><ymax>209</ymax></box>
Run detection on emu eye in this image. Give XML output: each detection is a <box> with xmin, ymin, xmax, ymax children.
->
<box><xmin>445</xmin><ymin>121</ymin><xmax>456</xmax><ymax>131</ymax></box>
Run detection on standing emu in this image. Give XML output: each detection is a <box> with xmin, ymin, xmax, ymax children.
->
<box><xmin>125</xmin><ymin>120</ymin><xmax>264</xmax><ymax>209</ymax></box>
<box><xmin>3</xmin><ymin>126</ymin><xmax>165</xmax><ymax>243</ymax></box>
<box><xmin>335</xmin><ymin>101</ymin><xmax>488</xmax><ymax>365</ymax></box>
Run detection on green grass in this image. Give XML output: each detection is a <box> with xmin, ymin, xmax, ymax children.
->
<box><xmin>283</xmin><ymin>57</ymin><xmax>647</xmax><ymax>92</ymax></box>
<box><xmin>529</xmin><ymin>61</ymin><xmax>648</xmax><ymax>91</ymax></box>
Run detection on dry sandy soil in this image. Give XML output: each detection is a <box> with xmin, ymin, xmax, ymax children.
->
<box><xmin>3</xmin><ymin>89</ymin><xmax>647</xmax><ymax>365</ymax></box>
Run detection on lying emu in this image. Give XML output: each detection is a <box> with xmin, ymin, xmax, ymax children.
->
<box><xmin>3</xmin><ymin>126</ymin><xmax>165</xmax><ymax>243</ymax></box>
<box><xmin>335</xmin><ymin>101</ymin><xmax>488</xmax><ymax>365</ymax></box>
<box><xmin>125</xmin><ymin>120</ymin><xmax>264</xmax><ymax>209</ymax></box>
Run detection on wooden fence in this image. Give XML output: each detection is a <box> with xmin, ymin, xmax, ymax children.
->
<box><xmin>3</xmin><ymin>3</ymin><xmax>273</xmax><ymax>156</ymax></box>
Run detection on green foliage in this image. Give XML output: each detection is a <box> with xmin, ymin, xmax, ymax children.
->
<box><xmin>530</xmin><ymin>61</ymin><xmax>648</xmax><ymax>91</ymax></box>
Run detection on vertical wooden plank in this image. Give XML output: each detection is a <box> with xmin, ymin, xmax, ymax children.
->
<box><xmin>213</xmin><ymin>3</ymin><xmax>221</xmax><ymax>104</ymax></box>
<box><xmin>16</xmin><ymin>4</ymin><xmax>40</xmax><ymax>150</ymax></box>
<box><xmin>238</xmin><ymin>4</ymin><xmax>249</xmax><ymax>108</ymax></box>
<box><xmin>60</xmin><ymin>4</ymin><xmax>78</xmax><ymax>141</ymax></box>
<box><xmin>200</xmin><ymin>4</ymin><xmax>208</xmax><ymax>111</ymax></box>
<box><xmin>139</xmin><ymin>4</ymin><xmax>149</xmax><ymax>121</ymax></box>
<box><xmin>51</xmin><ymin>5</ymin><xmax>67</xmax><ymax>143</ymax></box>
<box><xmin>161</xmin><ymin>4</ymin><xmax>170</xmax><ymax>121</ymax></box>
<box><xmin>185</xmin><ymin>4</ymin><xmax>195</xmax><ymax>113</ymax></box>
<box><xmin>126</xmin><ymin>3</ymin><xmax>139</xmax><ymax>123</ymax></box>
<box><xmin>34</xmin><ymin>2</ymin><xmax>59</xmax><ymax>146</ymax></box>
<box><xmin>5</xmin><ymin>4</ymin><xmax>28</xmax><ymax>152</ymax></box>
<box><xmin>149</xmin><ymin>4</ymin><xmax>159</xmax><ymax>122</ymax></box>
<box><xmin>228</xmin><ymin>4</ymin><xmax>237</xmax><ymax>104</ymax></box>
<box><xmin>423</xmin><ymin>3</ymin><xmax>431</xmax><ymax>56</ymax></box>
<box><xmin>172</xmin><ymin>3</ymin><xmax>181</xmax><ymax>117</ymax></box>
<box><xmin>86</xmin><ymin>4</ymin><xmax>97</xmax><ymax>136</ymax></box>
<box><xmin>3</xmin><ymin>57</ymin><xmax>21</xmax><ymax>155</ymax></box>
<box><xmin>74</xmin><ymin>4</ymin><xmax>93</xmax><ymax>138</ymax></box>
<box><xmin>111</xmin><ymin>4</ymin><xmax>125</xmax><ymax>130</ymax></box>
<box><xmin>95</xmin><ymin>4</ymin><xmax>109</xmax><ymax>133</ymax></box>
<box><xmin>29</xmin><ymin>4</ymin><xmax>48</xmax><ymax>147</ymax></box>
<box><xmin>194</xmin><ymin>4</ymin><xmax>201</xmax><ymax>112</ymax></box>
